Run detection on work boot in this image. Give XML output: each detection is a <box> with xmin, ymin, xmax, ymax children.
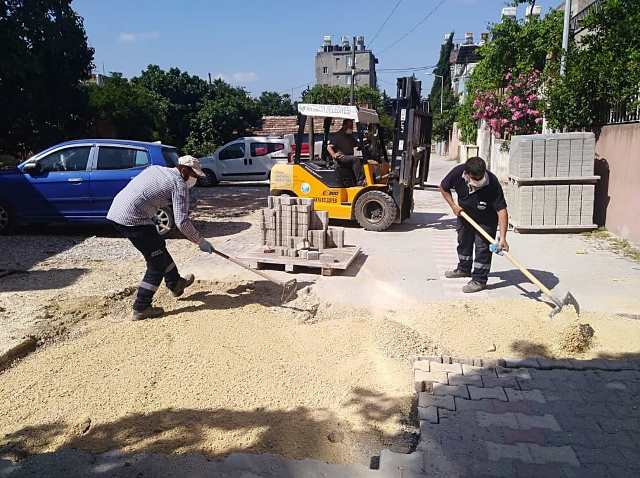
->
<box><xmin>171</xmin><ymin>273</ymin><xmax>195</xmax><ymax>298</ymax></box>
<box><xmin>462</xmin><ymin>280</ymin><xmax>486</xmax><ymax>293</ymax></box>
<box><xmin>131</xmin><ymin>306</ymin><xmax>164</xmax><ymax>321</ymax></box>
<box><xmin>445</xmin><ymin>269</ymin><xmax>471</xmax><ymax>279</ymax></box>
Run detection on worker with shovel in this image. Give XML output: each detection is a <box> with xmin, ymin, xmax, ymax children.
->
<box><xmin>107</xmin><ymin>155</ymin><xmax>214</xmax><ymax>320</ymax></box>
<box><xmin>440</xmin><ymin>156</ymin><xmax>509</xmax><ymax>293</ymax></box>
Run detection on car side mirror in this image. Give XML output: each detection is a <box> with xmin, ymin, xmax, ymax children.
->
<box><xmin>22</xmin><ymin>163</ymin><xmax>41</xmax><ymax>174</ymax></box>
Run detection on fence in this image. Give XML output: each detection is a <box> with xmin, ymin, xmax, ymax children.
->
<box><xmin>606</xmin><ymin>96</ymin><xmax>640</xmax><ymax>125</ymax></box>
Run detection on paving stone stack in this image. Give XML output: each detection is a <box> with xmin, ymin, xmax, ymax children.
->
<box><xmin>259</xmin><ymin>196</ymin><xmax>345</xmax><ymax>260</ymax></box>
<box><xmin>505</xmin><ymin>132</ymin><xmax>597</xmax><ymax>230</ymax></box>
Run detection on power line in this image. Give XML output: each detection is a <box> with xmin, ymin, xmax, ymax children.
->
<box><xmin>379</xmin><ymin>0</ymin><xmax>449</xmax><ymax>54</ymax></box>
<box><xmin>377</xmin><ymin>64</ymin><xmax>437</xmax><ymax>72</ymax></box>
<box><xmin>368</xmin><ymin>0</ymin><xmax>404</xmax><ymax>47</ymax></box>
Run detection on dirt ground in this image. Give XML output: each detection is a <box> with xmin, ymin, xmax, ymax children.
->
<box><xmin>2</xmin><ymin>183</ymin><xmax>640</xmax><ymax>466</ymax></box>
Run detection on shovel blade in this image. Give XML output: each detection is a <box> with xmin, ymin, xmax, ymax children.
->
<box><xmin>281</xmin><ymin>279</ymin><xmax>298</xmax><ymax>304</ymax></box>
<box><xmin>548</xmin><ymin>292</ymin><xmax>580</xmax><ymax>319</ymax></box>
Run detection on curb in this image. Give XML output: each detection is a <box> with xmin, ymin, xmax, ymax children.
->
<box><xmin>414</xmin><ymin>354</ymin><xmax>640</xmax><ymax>372</ymax></box>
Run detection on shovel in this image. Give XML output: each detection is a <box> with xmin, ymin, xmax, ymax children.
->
<box><xmin>213</xmin><ymin>250</ymin><xmax>298</xmax><ymax>304</ymax></box>
<box><xmin>460</xmin><ymin>211</ymin><xmax>580</xmax><ymax>318</ymax></box>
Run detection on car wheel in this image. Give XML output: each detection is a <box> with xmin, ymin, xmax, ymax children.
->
<box><xmin>155</xmin><ymin>207</ymin><xmax>175</xmax><ymax>236</ymax></box>
<box><xmin>198</xmin><ymin>169</ymin><xmax>218</xmax><ymax>187</ymax></box>
<box><xmin>0</xmin><ymin>202</ymin><xmax>13</xmax><ymax>234</ymax></box>
<box><xmin>353</xmin><ymin>190</ymin><xmax>397</xmax><ymax>231</ymax></box>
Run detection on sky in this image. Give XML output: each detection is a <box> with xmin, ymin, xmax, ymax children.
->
<box><xmin>74</xmin><ymin>0</ymin><xmax>562</xmax><ymax>99</ymax></box>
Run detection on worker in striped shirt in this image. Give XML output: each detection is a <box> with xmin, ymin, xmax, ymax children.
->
<box><xmin>107</xmin><ymin>155</ymin><xmax>214</xmax><ymax>320</ymax></box>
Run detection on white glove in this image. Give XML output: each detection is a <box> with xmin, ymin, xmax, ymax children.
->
<box><xmin>198</xmin><ymin>238</ymin><xmax>214</xmax><ymax>254</ymax></box>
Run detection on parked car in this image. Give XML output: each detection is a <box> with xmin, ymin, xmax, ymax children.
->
<box><xmin>198</xmin><ymin>136</ymin><xmax>290</xmax><ymax>186</ymax></box>
<box><xmin>0</xmin><ymin>139</ymin><xmax>181</xmax><ymax>235</ymax></box>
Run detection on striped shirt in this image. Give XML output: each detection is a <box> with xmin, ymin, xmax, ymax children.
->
<box><xmin>107</xmin><ymin>166</ymin><xmax>202</xmax><ymax>244</ymax></box>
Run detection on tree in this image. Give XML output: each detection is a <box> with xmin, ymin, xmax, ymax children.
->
<box><xmin>457</xmin><ymin>9</ymin><xmax>563</xmax><ymax>140</ymax></box>
<box><xmin>258</xmin><ymin>91</ymin><xmax>296</xmax><ymax>116</ymax></box>
<box><xmin>429</xmin><ymin>32</ymin><xmax>457</xmax><ymax>142</ymax></box>
<box><xmin>132</xmin><ymin>65</ymin><xmax>210</xmax><ymax>148</ymax></box>
<box><xmin>0</xmin><ymin>0</ymin><xmax>94</xmax><ymax>157</ymax></box>
<box><xmin>545</xmin><ymin>0</ymin><xmax>640</xmax><ymax>130</ymax></box>
<box><xmin>85</xmin><ymin>75</ymin><xmax>168</xmax><ymax>141</ymax></box>
<box><xmin>184</xmin><ymin>79</ymin><xmax>261</xmax><ymax>157</ymax></box>
<box><xmin>430</xmin><ymin>32</ymin><xmax>454</xmax><ymax>114</ymax></box>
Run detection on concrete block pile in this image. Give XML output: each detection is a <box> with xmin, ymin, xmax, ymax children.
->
<box><xmin>505</xmin><ymin>132</ymin><xmax>596</xmax><ymax>229</ymax></box>
<box><xmin>259</xmin><ymin>196</ymin><xmax>346</xmax><ymax>259</ymax></box>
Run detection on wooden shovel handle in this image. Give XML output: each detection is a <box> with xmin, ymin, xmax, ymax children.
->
<box><xmin>459</xmin><ymin>211</ymin><xmax>556</xmax><ymax>300</ymax></box>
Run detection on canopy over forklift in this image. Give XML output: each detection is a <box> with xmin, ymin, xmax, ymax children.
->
<box><xmin>270</xmin><ymin>77</ymin><xmax>432</xmax><ymax>231</ymax></box>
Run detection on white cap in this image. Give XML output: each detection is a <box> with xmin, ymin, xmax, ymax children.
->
<box><xmin>178</xmin><ymin>155</ymin><xmax>205</xmax><ymax>177</ymax></box>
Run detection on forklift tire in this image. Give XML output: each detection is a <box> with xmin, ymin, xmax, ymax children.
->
<box><xmin>354</xmin><ymin>190</ymin><xmax>397</xmax><ymax>231</ymax></box>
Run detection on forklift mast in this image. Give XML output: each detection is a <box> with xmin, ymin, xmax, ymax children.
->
<box><xmin>390</xmin><ymin>77</ymin><xmax>433</xmax><ymax>222</ymax></box>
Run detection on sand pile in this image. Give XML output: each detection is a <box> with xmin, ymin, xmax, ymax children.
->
<box><xmin>0</xmin><ymin>281</ymin><xmax>412</xmax><ymax>466</ymax></box>
<box><xmin>557</xmin><ymin>321</ymin><xmax>595</xmax><ymax>354</ymax></box>
<box><xmin>374</xmin><ymin>319</ymin><xmax>442</xmax><ymax>360</ymax></box>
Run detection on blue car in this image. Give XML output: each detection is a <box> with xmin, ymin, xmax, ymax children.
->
<box><xmin>0</xmin><ymin>139</ymin><xmax>181</xmax><ymax>235</ymax></box>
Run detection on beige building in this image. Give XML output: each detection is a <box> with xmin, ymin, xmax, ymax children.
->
<box><xmin>315</xmin><ymin>35</ymin><xmax>378</xmax><ymax>88</ymax></box>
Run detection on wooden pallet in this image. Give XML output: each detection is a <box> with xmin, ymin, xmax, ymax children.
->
<box><xmin>237</xmin><ymin>246</ymin><xmax>361</xmax><ymax>276</ymax></box>
<box><xmin>510</xmin><ymin>223</ymin><xmax>597</xmax><ymax>233</ymax></box>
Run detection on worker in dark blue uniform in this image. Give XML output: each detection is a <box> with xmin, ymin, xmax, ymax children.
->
<box><xmin>439</xmin><ymin>156</ymin><xmax>509</xmax><ymax>293</ymax></box>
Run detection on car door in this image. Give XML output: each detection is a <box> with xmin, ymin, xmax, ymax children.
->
<box><xmin>217</xmin><ymin>141</ymin><xmax>248</xmax><ymax>181</ymax></box>
<box><xmin>88</xmin><ymin>144</ymin><xmax>151</xmax><ymax>216</ymax></box>
<box><xmin>19</xmin><ymin>145</ymin><xmax>93</xmax><ymax>219</ymax></box>
<box><xmin>249</xmin><ymin>141</ymin><xmax>286</xmax><ymax>179</ymax></box>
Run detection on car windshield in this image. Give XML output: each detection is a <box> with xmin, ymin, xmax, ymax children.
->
<box><xmin>162</xmin><ymin>148</ymin><xmax>179</xmax><ymax>167</ymax></box>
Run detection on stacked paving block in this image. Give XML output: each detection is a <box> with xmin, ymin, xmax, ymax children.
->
<box><xmin>505</xmin><ymin>132</ymin><xmax>597</xmax><ymax>230</ymax></box>
<box><xmin>259</xmin><ymin>196</ymin><xmax>347</xmax><ymax>260</ymax></box>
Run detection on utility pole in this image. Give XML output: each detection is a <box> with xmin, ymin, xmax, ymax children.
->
<box><xmin>560</xmin><ymin>0</ymin><xmax>571</xmax><ymax>76</ymax></box>
<box><xmin>350</xmin><ymin>36</ymin><xmax>357</xmax><ymax>105</ymax></box>
<box><xmin>208</xmin><ymin>73</ymin><xmax>212</xmax><ymax>85</ymax></box>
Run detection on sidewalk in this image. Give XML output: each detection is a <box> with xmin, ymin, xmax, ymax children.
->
<box><xmin>187</xmin><ymin>154</ymin><xmax>640</xmax><ymax>315</ymax></box>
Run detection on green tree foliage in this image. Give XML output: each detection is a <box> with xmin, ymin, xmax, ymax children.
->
<box><xmin>430</xmin><ymin>32</ymin><xmax>457</xmax><ymax>141</ymax></box>
<box><xmin>132</xmin><ymin>65</ymin><xmax>210</xmax><ymax>148</ymax></box>
<box><xmin>184</xmin><ymin>80</ymin><xmax>261</xmax><ymax>157</ymax></box>
<box><xmin>0</xmin><ymin>0</ymin><xmax>94</xmax><ymax>157</ymax></box>
<box><xmin>86</xmin><ymin>75</ymin><xmax>168</xmax><ymax>140</ymax></box>
<box><xmin>258</xmin><ymin>91</ymin><xmax>296</xmax><ymax>116</ymax></box>
<box><xmin>458</xmin><ymin>9</ymin><xmax>563</xmax><ymax>140</ymax></box>
<box><xmin>546</xmin><ymin>0</ymin><xmax>640</xmax><ymax>130</ymax></box>
<box><xmin>301</xmin><ymin>84</ymin><xmax>382</xmax><ymax>109</ymax></box>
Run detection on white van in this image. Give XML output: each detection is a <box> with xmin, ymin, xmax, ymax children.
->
<box><xmin>198</xmin><ymin>137</ymin><xmax>289</xmax><ymax>186</ymax></box>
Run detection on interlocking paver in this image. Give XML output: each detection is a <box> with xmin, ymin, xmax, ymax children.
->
<box><xmin>462</xmin><ymin>364</ymin><xmax>497</xmax><ymax>376</ymax></box>
<box><xmin>504</xmin><ymin>388</ymin><xmax>546</xmax><ymax>403</ymax></box>
<box><xmin>504</xmin><ymin>358</ymin><xmax>540</xmax><ymax>368</ymax></box>
<box><xmin>482</xmin><ymin>375</ymin><xmax>519</xmax><ymax>389</ymax></box>
<box><xmin>418</xmin><ymin>406</ymin><xmax>439</xmax><ymax>423</ymax></box>
<box><xmin>414</xmin><ymin>360</ymin><xmax>639</xmax><ymax>478</ymax></box>
<box><xmin>433</xmin><ymin>383</ymin><xmax>469</xmax><ymax>399</ymax></box>
<box><xmin>515</xmin><ymin>413</ymin><xmax>561</xmax><ymax>431</ymax></box>
<box><xmin>468</xmin><ymin>385</ymin><xmax>508</xmax><ymax>401</ymax></box>
<box><xmin>414</xmin><ymin>369</ymin><xmax>448</xmax><ymax>391</ymax></box>
<box><xmin>430</xmin><ymin>361</ymin><xmax>463</xmax><ymax>374</ymax></box>
<box><xmin>476</xmin><ymin>411</ymin><xmax>518</xmax><ymax>429</ymax></box>
<box><xmin>447</xmin><ymin>373</ymin><xmax>482</xmax><ymax>386</ymax></box>
<box><xmin>414</xmin><ymin>359</ymin><xmax>430</xmax><ymax>371</ymax></box>
<box><xmin>486</xmin><ymin>442</ymin><xmax>532</xmax><ymax>463</ymax></box>
<box><xmin>418</xmin><ymin>392</ymin><xmax>455</xmax><ymax>410</ymax></box>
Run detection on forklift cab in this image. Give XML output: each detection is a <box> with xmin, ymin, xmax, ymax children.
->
<box><xmin>270</xmin><ymin>77</ymin><xmax>431</xmax><ymax>231</ymax></box>
<box><xmin>293</xmin><ymin>104</ymin><xmax>389</xmax><ymax>188</ymax></box>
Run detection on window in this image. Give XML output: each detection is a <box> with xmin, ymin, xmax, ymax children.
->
<box><xmin>345</xmin><ymin>75</ymin><xmax>351</xmax><ymax>85</ymax></box>
<box><xmin>219</xmin><ymin>143</ymin><xmax>245</xmax><ymax>160</ymax></box>
<box><xmin>347</xmin><ymin>57</ymin><xmax>352</xmax><ymax>67</ymax></box>
<box><xmin>162</xmin><ymin>148</ymin><xmax>179</xmax><ymax>167</ymax></box>
<box><xmin>250</xmin><ymin>142</ymin><xmax>285</xmax><ymax>157</ymax></box>
<box><xmin>38</xmin><ymin>146</ymin><xmax>91</xmax><ymax>173</ymax></box>
<box><xmin>96</xmin><ymin>147</ymin><xmax>149</xmax><ymax>170</ymax></box>
<box><xmin>322</xmin><ymin>66</ymin><xmax>328</xmax><ymax>74</ymax></box>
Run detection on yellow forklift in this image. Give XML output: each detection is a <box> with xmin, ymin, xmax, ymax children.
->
<box><xmin>270</xmin><ymin>77</ymin><xmax>432</xmax><ymax>231</ymax></box>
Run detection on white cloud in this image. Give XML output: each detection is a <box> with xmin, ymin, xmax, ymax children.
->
<box><xmin>232</xmin><ymin>71</ymin><xmax>258</xmax><ymax>83</ymax></box>
<box><xmin>118</xmin><ymin>31</ymin><xmax>160</xmax><ymax>43</ymax></box>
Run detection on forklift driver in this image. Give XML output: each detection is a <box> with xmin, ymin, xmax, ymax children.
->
<box><xmin>327</xmin><ymin>119</ymin><xmax>365</xmax><ymax>186</ymax></box>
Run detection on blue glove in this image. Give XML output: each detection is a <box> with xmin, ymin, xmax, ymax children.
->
<box><xmin>198</xmin><ymin>239</ymin><xmax>214</xmax><ymax>254</ymax></box>
<box><xmin>489</xmin><ymin>243</ymin><xmax>502</xmax><ymax>255</ymax></box>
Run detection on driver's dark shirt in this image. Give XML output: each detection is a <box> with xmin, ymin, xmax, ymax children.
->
<box><xmin>329</xmin><ymin>131</ymin><xmax>357</xmax><ymax>155</ymax></box>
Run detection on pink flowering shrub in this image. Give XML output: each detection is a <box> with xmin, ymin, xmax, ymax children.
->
<box><xmin>472</xmin><ymin>70</ymin><xmax>544</xmax><ymax>138</ymax></box>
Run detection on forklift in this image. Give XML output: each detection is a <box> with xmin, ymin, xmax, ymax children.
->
<box><xmin>269</xmin><ymin>77</ymin><xmax>432</xmax><ymax>231</ymax></box>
